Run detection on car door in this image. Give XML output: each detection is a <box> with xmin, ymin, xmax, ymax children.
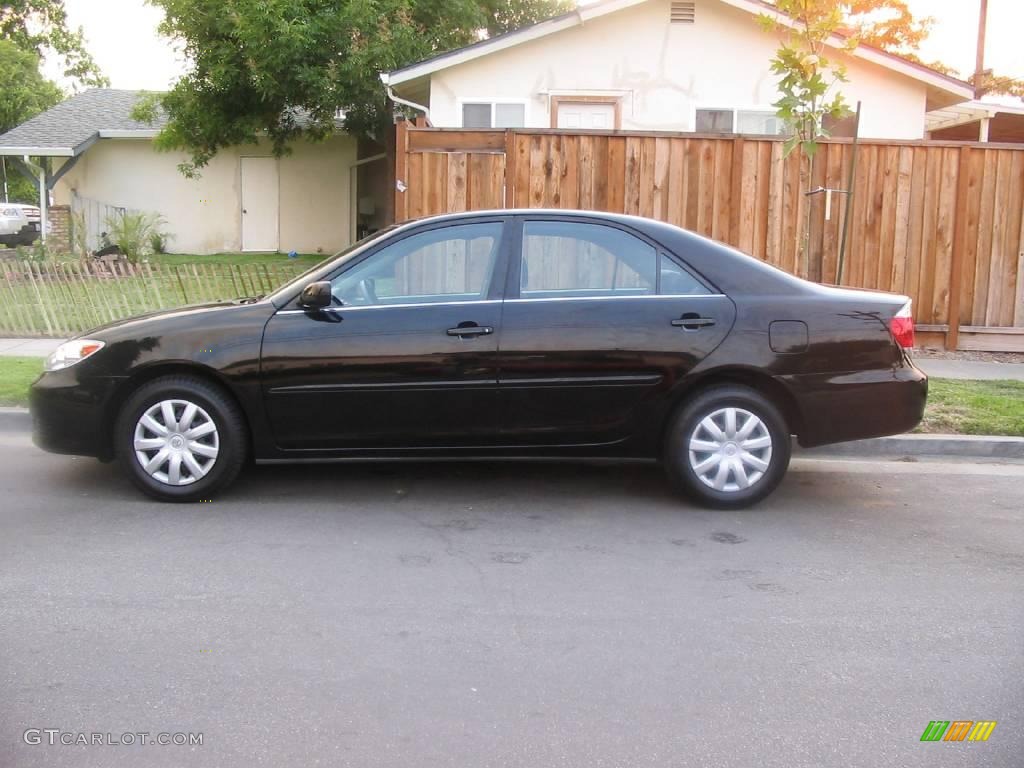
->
<box><xmin>495</xmin><ymin>217</ymin><xmax>735</xmax><ymax>446</ymax></box>
<box><xmin>261</xmin><ymin>219</ymin><xmax>510</xmax><ymax>450</ymax></box>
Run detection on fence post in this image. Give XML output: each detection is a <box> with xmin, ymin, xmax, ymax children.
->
<box><xmin>946</xmin><ymin>146</ymin><xmax>972</xmax><ymax>351</ymax></box>
<box><xmin>504</xmin><ymin>129</ymin><xmax>517</xmax><ymax>208</ymax></box>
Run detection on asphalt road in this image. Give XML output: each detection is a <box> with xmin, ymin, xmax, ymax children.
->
<box><xmin>0</xmin><ymin>428</ymin><xmax>1021</xmax><ymax>768</ymax></box>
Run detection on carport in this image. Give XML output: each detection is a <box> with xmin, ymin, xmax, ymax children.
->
<box><xmin>0</xmin><ymin>90</ymin><xmax>162</xmax><ymax>242</ymax></box>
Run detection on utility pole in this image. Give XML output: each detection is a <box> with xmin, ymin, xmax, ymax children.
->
<box><xmin>974</xmin><ymin>0</ymin><xmax>989</xmax><ymax>98</ymax></box>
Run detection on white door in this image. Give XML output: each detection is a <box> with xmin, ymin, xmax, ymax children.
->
<box><xmin>556</xmin><ymin>102</ymin><xmax>616</xmax><ymax>130</ymax></box>
<box><xmin>240</xmin><ymin>157</ymin><xmax>279</xmax><ymax>252</ymax></box>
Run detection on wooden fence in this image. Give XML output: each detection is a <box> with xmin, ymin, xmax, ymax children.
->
<box><xmin>394</xmin><ymin>124</ymin><xmax>1024</xmax><ymax>352</ymax></box>
<box><xmin>0</xmin><ymin>260</ymin><xmax>307</xmax><ymax>337</ymax></box>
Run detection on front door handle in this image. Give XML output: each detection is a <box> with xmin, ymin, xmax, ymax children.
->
<box><xmin>671</xmin><ymin>314</ymin><xmax>716</xmax><ymax>330</ymax></box>
<box><xmin>447</xmin><ymin>324</ymin><xmax>494</xmax><ymax>338</ymax></box>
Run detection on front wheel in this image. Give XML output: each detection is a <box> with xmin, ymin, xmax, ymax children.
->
<box><xmin>115</xmin><ymin>375</ymin><xmax>248</xmax><ymax>502</ymax></box>
<box><xmin>665</xmin><ymin>385</ymin><xmax>791</xmax><ymax>509</ymax></box>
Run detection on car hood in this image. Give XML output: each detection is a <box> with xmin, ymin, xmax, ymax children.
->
<box><xmin>79</xmin><ymin>299</ymin><xmax>271</xmax><ymax>341</ymax></box>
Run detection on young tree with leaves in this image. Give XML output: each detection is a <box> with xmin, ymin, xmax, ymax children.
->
<box><xmin>141</xmin><ymin>0</ymin><xmax>572</xmax><ymax>176</ymax></box>
<box><xmin>760</xmin><ymin>1</ymin><xmax>852</xmax><ymax>279</ymax></box>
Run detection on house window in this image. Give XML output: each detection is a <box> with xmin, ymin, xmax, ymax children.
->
<box><xmin>461</xmin><ymin>101</ymin><xmax>526</xmax><ymax>128</ymax></box>
<box><xmin>695</xmin><ymin>108</ymin><xmax>789</xmax><ymax>136</ymax></box>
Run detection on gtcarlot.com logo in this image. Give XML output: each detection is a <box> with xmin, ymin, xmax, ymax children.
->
<box><xmin>23</xmin><ymin>729</ymin><xmax>203</xmax><ymax>747</ymax></box>
<box><xmin>920</xmin><ymin>721</ymin><xmax>997</xmax><ymax>742</ymax></box>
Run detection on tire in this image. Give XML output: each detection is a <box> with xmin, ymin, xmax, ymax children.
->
<box><xmin>115</xmin><ymin>375</ymin><xmax>248</xmax><ymax>502</ymax></box>
<box><xmin>664</xmin><ymin>385</ymin><xmax>791</xmax><ymax>509</ymax></box>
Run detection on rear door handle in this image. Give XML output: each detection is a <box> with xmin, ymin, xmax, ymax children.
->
<box><xmin>447</xmin><ymin>324</ymin><xmax>493</xmax><ymax>337</ymax></box>
<box><xmin>671</xmin><ymin>315</ymin><xmax>716</xmax><ymax>330</ymax></box>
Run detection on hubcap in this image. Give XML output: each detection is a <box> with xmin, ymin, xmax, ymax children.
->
<box><xmin>133</xmin><ymin>399</ymin><xmax>219</xmax><ymax>486</ymax></box>
<box><xmin>687</xmin><ymin>407</ymin><xmax>773</xmax><ymax>493</ymax></box>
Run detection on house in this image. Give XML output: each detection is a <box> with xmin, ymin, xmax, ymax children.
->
<box><xmin>926</xmin><ymin>100</ymin><xmax>1024</xmax><ymax>143</ymax></box>
<box><xmin>0</xmin><ymin>89</ymin><xmax>359</xmax><ymax>255</ymax></box>
<box><xmin>383</xmin><ymin>0</ymin><xmax>973</xmax><ymax>140</ymax></box>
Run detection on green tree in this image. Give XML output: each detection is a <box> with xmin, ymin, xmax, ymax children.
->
<box><xmin>142</xmin><ymin>0</ymin><xmax>571</xmax><ymax>174</ymax></box>
<box><xmin>1</xmin><ymin>0</ymin><xmax>108</xmax><ymax>88</ymax></box>
<box><xmin>0</xmin><ymin>39</ymin><xmax>64</xmax><ymax>203</ymax></box>
<box><xmin>0</xmin><ymin>39</ymin><xmax>62</xmax><ymax>133</ymax></box>
<box><xmin>480</xmin><ymin>0</ymin><xmax>573</xmax><ymax>36</ymax></box>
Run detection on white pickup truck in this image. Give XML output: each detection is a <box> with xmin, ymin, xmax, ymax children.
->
<box><xmin>0</xmin><ymin>203</ymin><xmax>42</xmax><ymax>247</ymax></box>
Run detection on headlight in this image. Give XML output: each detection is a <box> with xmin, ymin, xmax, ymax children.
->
<box><xmin>1</xmin><ymin>208</ymin><xmax>18</xmax><ymax>217</ymax></box>
<box><xmin>45</xmin><ymin>339</ymin><xmax>106</xmax><ymax>372</ymax></box>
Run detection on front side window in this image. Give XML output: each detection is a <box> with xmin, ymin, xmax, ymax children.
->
<box><xmin>461</xmin><ymin>102</ymin><xmax>526</xmax><ymax>128</ymax></box>
<box><xmin>520</xmin><ymin>221</ymin><xmax>657</xmax><ymax>299</ymax></box>
<box><xmin>331</xmin><ymin>223</ymin><xmax>502</xmax><ymax>307</ymax></box>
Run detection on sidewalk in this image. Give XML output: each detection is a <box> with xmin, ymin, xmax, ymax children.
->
<box><xmin>0</xmin><ymin>338</ymin><xmax>66</xmax><ymax>357</ymax></box>
<box><xmin>915</xmin><ymin>358</ymin><xmax>1024</xmax><ymax>382</ymax></box>
<box><xmin>1</xmin><ymin>336</ymin><xmax>1023</xmax><ymax>382</ymax></box>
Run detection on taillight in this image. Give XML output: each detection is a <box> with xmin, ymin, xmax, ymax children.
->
<box><xmin>889</xmin><ymin>300</ymin><xmax>915</xmax><ymax>349</ymax></box>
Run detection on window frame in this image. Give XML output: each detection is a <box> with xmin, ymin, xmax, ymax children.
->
<box><xmin>505</xmin><ymin>216</ymin><xmax>718</xmax><ymax>301</ymax></box>
<box><xmin>457</xmin><ymin>98</ymin><xmax>529</xmax><ymax>129</ymax></box>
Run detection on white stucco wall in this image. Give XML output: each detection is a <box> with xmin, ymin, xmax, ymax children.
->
<box><xmin>53</xmin><ymin>135</ymin><xmax>357</xmax><ymax>254</ymax></box>
<box><xmin>426</xmin><ymin>0</ymin><xmax>928</xmax><ymax>139</ymax></box>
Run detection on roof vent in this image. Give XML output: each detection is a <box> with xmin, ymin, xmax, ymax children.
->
<box><xmin>671</xmin><ymin>1</ymin><xmax>696</xmax><ymax>23</ymax></box>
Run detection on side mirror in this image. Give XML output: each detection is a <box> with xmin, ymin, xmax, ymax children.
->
<box><xmin>299</xmin><ymin>281</ymin><xmax>333</xmax><ymax>310</ymax></box>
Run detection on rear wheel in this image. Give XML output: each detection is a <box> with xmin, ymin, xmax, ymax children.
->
<box><xmin>665</xmin><ymin>385</ymin><xmax>790</xmax><ymax>509</ymax></box>
<box><xmin>115</xmin><ymin>375</ymin><xmax>248</xmax><ymax>502</ymax></box>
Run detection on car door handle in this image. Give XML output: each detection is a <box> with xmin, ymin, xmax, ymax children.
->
<box><xmin>447</xmin><ymin>324</ymin><xmax>493</xmax><ymax>337</ymax></box>
<box><xmin>671</xmin><ymin>315</ymin><xmax>716</xmax><ymax>330</ymax></box>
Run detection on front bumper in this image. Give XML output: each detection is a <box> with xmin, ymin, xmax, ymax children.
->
<box><xmin>785</xmin><ymin>363</ymin><xmax>928</xmax><ymax>448</ymax></box>
<box><xmin>30</xmin><ymin>370</ymin><xmax>123</xmax><ymax>459</ymax></box>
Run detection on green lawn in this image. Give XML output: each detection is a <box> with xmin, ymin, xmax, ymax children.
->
<box><xmin>1</xmin><ymin>365</ymin><xmax>1022</xmax><ymax>439</ymax></box>
<box><xmin>148</xmin><ymin>252</ymin><xmax>325</xmax><ymax>268</ymax></box>
<box><xmin>0</xmin><ymin>356</ymin><xmax>41</xmax><ymax>406</ymax></box>
<box><xmin>918</xmin><ymin>379</ymin><xmax>1024</xmax><ymax>437</ymax></box>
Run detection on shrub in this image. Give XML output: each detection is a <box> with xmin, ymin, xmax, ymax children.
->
<box><xmin>104</xmin><ymin>211</ymin><xmax>169</xmax><ymax>264</ymax></box>
<box><xmin>15</xmin><ymin>239</ymin><xmax>51</xmax><ymax>263</ymax></box>
<box><xmin>149</xmin><ymin>230</ymin><xmax>172</xmax><ymax>254</ymax></box>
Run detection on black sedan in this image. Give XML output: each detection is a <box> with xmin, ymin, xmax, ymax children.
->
<box><xmin>30</xmin><ymin>211</ymin><xmax>927</xmax><ymax>507</ymax></box>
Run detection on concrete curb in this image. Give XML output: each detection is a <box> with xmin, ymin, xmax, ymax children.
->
<box><xmin>797</xmin><ymin>434</ymin><xmax>1024</xmax><ymax>460</ymax></box>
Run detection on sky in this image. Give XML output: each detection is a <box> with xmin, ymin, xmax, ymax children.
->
<box><xmin>46</xmin><ymin>0</ymin><xmax>1024</xmax><ymax>96</ymax></box>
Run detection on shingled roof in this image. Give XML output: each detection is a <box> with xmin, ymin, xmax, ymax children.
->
<box><xmin>0</xmin><ymin>89</ymin><xmax>167</xmax><ymax>157</ymax></box>
<box><xmin>0</xmin><ymin>88</ymin><xmax>346</xmax><ymax>158</ymax></box>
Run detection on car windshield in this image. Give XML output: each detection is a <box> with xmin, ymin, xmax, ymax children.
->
<box><xmin>267</xmin><ymin>224</ymin><xmax>402</xmax><ymax>305</ymax></box>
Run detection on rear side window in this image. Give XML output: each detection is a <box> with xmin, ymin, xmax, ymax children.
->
<box><xmin>659</xmin><ymin>254</ymin><xmax>710</xmax><ymax>295</ymax></box>
<box><xmin>521</xmin><ymin>221</ymin><xmax>656</xmax><ymax>299</ymax></box>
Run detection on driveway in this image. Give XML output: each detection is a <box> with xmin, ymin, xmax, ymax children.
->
<box><xmin>0</xmin><ymin>429</ymin><xmax>1021</xmax><ymax>767</ymax></box>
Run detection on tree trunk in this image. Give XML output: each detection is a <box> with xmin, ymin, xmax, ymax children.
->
<box><xmin>798</xmin><ymin>150</ymin><xmax>817</xmax><ymax>281</ymax></box>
